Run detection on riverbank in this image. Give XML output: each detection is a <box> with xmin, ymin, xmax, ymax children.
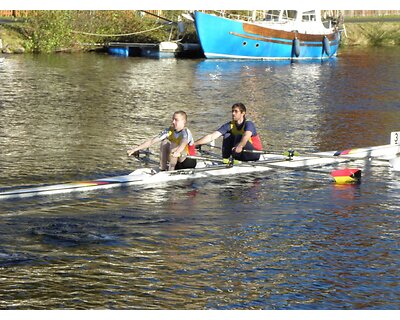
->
<box><xmin>0</xmin><ymin>12</ymin><xmax>399</xmax><ymax>54</ymax></box>
<box><xmin>0</xmin><ymin>11</ymin><xmax>187</xmax><ymax>54</ymax></box>
<box><xmin>341</xmin><ymin>20</ymin><xmax>400</xmax><ymax>46</ymax></box>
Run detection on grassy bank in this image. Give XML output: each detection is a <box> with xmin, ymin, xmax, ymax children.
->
<box><xmin>341</xmin><ymin>21</ymin><xmax>400</xmax><ymax>46</ymax></box>
<box><xmin>1</xmin><ymin>11</ymin><xmax>399</xmax><ymax>53</ymax></box>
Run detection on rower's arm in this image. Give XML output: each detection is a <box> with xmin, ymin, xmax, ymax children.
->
<box><xmin>195</xmin><ymin>131</ymin><xmax>222</xmax><ymax>146</ymax></box>
<box><xmin>173</xmin><ymin>139</ymin><xmax>189</xmax><ymax>157</ymax></box>
<box><xmin>127</xmin><ymin>136</ymin><xmax>161</xmax><ymax>156</ymax></box>
<box><xmin>234</xmin><ymin>131</ymin><xmax>252</xmax><ymax>153</ymax></box>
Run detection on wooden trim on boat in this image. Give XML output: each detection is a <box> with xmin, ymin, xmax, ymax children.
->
<box><xmin>230</xmin><ymin>32</ymin><xmax>291</xmax><ymax>45</ymax></box>
<box><xmin>243</xmin><ymin>23</ymin><xmax>338</xmax><ymax>42</ymax></box>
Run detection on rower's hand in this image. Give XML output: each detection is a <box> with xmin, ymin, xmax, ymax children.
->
<box><xmin>171</xmin><ymin>151</ymin><xmax>181</xmax><ymax>158</ymax></box>
<box><xmin>233</xmin><ymin>145</ymin><xmax>243</xmax><ymax>153</ymax></box>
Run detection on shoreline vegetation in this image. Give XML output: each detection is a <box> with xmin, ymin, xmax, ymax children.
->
<box><xmin>0</xmin><ymin>11</ymin><xmax>399</xmax><ymax>54</ymax></box>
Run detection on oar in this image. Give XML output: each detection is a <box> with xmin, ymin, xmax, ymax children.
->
<box><xmin>292</xmin><ymin>151</ymin><xmax>394</xmax><ymax>163</ymax></box>
<box><xmin>243</xmin><ymin>149</ymin><xmax>362</xmax><ymax>184</ymax></box>
<box><xmin>243</xmin><ymin>149</ymin><xmax>300</xmax><ymax>159</ymax></box>
<box><xmin>197</xmin><ymin>148</ymin><xmax>223</xmax><ymax>159</ymax></box>
<box><xmin>185</xmin><ymin>155</ymin><xmax>226</xmax><ymax>163</ymax></box>
<box><xmin>188</xmin><ymin>153</ymin><xmax>292</xmax><ymax>166</ymax></box>
<box><xmin>129</xmin><ymin>149</ymin><xmax>159</xmax><ymax>165</ymax></box>
<box><xmin>176</xmin><ymin>154</ymin><xmax>295</xmax><ymax>173</ymax></box>
<box><xmin>243</xmin><ymin>148</ymin><xmax>378</xmax><ymax>162</ymax></box>
<box><xmin>202</xmin><ymin>143</ymin><xmax>222</xmax><ymax>149</ymax></box>
<box><xmin>202</xmin><ymin>142</ymin><xmax>276</xmax><ymax>151</ymax></box>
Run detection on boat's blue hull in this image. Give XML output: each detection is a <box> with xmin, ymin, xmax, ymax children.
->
<box><xmin>194</xmin><ymin>11</ymin><xmax>340</xmax><ymax>60</ymax></box>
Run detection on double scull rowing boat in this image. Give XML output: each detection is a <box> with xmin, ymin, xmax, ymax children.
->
<box><xmin>1</xmin><ymin>132</ymin><xmax>399</xmax><ymax>200</ymax></box>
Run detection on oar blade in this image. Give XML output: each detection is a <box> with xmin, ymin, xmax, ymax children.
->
<box><xmin>331</xmin><ymin>168</ymin><xmax>362</xmax><ymax>184</ymax></box>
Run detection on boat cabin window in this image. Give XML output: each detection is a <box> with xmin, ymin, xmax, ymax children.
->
<box><xmin>302</xmin><ymin>10</ymin><xmax>316</xmax><ymax>21</ymax></box>
<box><xmin>265</xmin><ymin>10</ymin><xmax>297</xmax><ymax>21</ymax></box>
<box><xmin>282</xmin><ymin>10</ymin><xmax>297</xmax><ymax>20</ymax></box>
<box><xmin>265</xmin><ymin>10</ymin><xmax>280</xmax><ymax>21</ymax></box>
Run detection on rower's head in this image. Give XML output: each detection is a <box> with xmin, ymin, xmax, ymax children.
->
<box><xmin>172</xmin><ymin>111</ymin><xmax>187</xmax><ymax>131</ymax></box>
<box><xmin>231</xmin><ymin>103</ymin><xmax>246</xmax><ymax>123</ymax></box>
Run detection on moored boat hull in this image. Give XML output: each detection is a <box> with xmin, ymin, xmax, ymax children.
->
<box><xmin>194</xmin><ymin>11</ymin><xmax>340</xmax><ymax>60</ymax></box>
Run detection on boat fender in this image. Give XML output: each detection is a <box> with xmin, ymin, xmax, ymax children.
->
<box><xmin>323</xmin><ymin>36</ymin><xmax>331</xmax><ymax>56</ymax></box>
<box><xmin>292</xmin><ymin>38</ymin><xmax>300</xmax><ymax>57</ymax></box>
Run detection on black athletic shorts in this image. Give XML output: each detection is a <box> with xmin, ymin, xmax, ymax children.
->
<box><xmin>175</xmin><ymin>157</ymin><xmax>197</xmax><ymax>170</ymax></box>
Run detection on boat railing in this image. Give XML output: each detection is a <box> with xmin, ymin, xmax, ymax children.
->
<box><xmin>210</xmin><ymin>10</ymin><xmax>276</xmax><ymax>22</ymax></box>
<box><xmin>204</xmin><ymin>9</ymin><xmax>341</xmax><ymax>31</ymax></box>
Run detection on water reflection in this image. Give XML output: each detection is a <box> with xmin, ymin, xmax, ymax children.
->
<box><xmin>194</xmin><ymin>53</ymin><xmax>400</xmax><ymax>154</ymax></box>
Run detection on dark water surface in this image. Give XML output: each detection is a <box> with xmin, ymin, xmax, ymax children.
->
<box><xmin>0</xmin><ymin>47</ymin><xmax>399</xmax><ymax>309</ymax></box>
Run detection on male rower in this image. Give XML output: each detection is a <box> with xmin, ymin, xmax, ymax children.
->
<box><xmin>194</xmin><ymin>103</ymin><xmax>263</xmax><ymax>162</ymax></box>
<box><xmin>127</xmin><ymin>111</ymin><xmax>197</xmax><ymax>171</ymax></box>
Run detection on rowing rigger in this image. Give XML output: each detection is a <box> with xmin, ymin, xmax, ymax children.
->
<box><xmin>0</xmin><ymin>132</ymin><xmax>399</xmax><ymax>200</ymax></box>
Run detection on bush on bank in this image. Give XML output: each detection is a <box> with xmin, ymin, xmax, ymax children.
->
<box><xmin>1</xmin><ymin>10</ymin><xmax>192</xmax><ymax>53</ymax></box>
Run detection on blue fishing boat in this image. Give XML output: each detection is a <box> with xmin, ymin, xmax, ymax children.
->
<box><xmin>193</xmin><ymin>10</ymin><xmax>342</xmax><ymax>60</ymax></box>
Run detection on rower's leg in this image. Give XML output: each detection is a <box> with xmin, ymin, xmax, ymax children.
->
<box><xmin>168</xmin><ymin>142</ymin><xmax>181</xmax><ymax>171</ymax></box>
<box><xmin>160</xmin><ymin>140</ymin><xmax>171</xmax><ymax>171</ymax></box>
<box><xmin>222</xmin><ymin>133</ymin><xmax>234</xmax><ymax>159</ymax></box>
<box><xmin>233</xmin><ymin>141</ymin><xmax>260</xmax><ymax>161</ymax></box>
<box><xmin>175</xmin><ymin>157</ymin><xmax>197</xmax><ymax>170</ymax></box>
<box><xmin>168</xmin><ymin>157</ymin><xmax>178</xmax><ymax>171</ymax></box>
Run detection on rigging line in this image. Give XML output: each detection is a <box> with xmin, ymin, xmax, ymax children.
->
<box><xmin>71</xmin><ymin>25</ymin><xmax>166</xmax><ymax>37</ymax></box>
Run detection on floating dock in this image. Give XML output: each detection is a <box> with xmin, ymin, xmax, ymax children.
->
<box><xmin>106</xmin><ymin>41</ymin><xmax>203</xmax><ymax>58</ymax></box>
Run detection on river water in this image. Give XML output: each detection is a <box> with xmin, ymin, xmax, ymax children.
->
<box><xmin>0</xmin><ymin>47</ymin><xmax>399</xmax><ymax>309</ymax></box>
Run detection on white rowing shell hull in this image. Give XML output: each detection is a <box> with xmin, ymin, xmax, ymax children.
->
<box><xmin>0</xmin><ymin>166</ymin><xmax>274</xmax><ymax>200</ymax></box>
<box><xmin>0</xmin><ymin>155</ymin><xmax>341</xmax><ymax>200</ymax></box>
<box><xmin>316</xmin><ymin>144</ymin><xmax>400</xmax><ymax>160</ymax></box>
<box><xmin>1</xmin><ymin>144</ymin><xmax>399</xmax><ymax>200</ymax></box>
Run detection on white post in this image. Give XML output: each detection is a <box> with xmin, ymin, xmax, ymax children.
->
<box><xmin>390</xmin><ymin>131</ymin><xmax>400</xmax><ymax>145</ymax></box>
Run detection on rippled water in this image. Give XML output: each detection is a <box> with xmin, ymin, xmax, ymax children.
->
<box><xmin>0</xmin><ymin>47</ymin><xmax>399</xmax><ymax>309</ymax></box>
